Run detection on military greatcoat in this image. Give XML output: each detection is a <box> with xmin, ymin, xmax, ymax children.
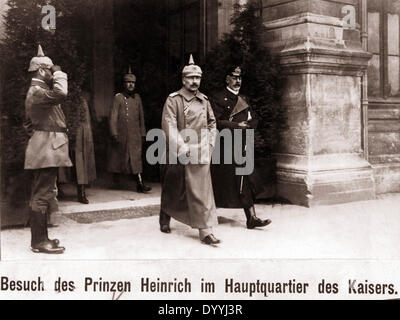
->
<box><xmin>24</xmin><ymin>71</ymin><xmax>72</xmax><ymax>169</ymax></box>
<box><xmin>74</xmin><ymin>96</ymin><xmax>97</xmax><ymax>184</ymax></box>
<box><xmin>108</xmin><ymin>92</ymin><xmax>146</xmax><ymax>174</ymax></box>
<box><xmin>209</xmin><ymin>88</ymin><xmax>258</xmax><ymax>209</ymax></box>
<box><xmin>24</xmin><ymin>71</ymin><xmax>72</xmax><ymax>214</ymax></box>
<box><xmin>160</xmin><ymin>87</ymin><xmax>218</xmax><ymax>229</ymax></box>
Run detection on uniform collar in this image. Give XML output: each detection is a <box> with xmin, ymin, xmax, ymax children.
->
<box><xmin>226</xmin><ymin>87</ymin><xmax>240</xmax><ymax>96</ymax></box>
<box><xmin>31</xmin><ymin>78</ymin><xmax>49</xmax><ymax>89</ymax></box>
<box><xmin>226</xmin><ymin>86</ymin><xmax>240</xmax><ymax>96</ymax></box>
<box><xmin>225</xmin><ymin>87</ymin><xmax>239</xmax><ymax>99</ymax></box>
<box><xmin>179</xmin><ymin>87</ymin><xmax>205</xmax><ymax>102</ymax></box>
<box><xmin>122</xmin><ymin>90</ymin><xmax>136</xmax><ymax>98</ymax></box>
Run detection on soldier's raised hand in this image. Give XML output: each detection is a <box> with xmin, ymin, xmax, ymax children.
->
<box><xmin>51</xmin><ymin>65</ymin><xmax>62</xmax><ymax>74</ymax></box>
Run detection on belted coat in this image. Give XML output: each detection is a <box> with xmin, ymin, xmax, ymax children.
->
<box><xmin>24</xmin><ymin>71</ymin><xmax>72</xmax><ymax>169</ymax></box>
<box><xmin>160</xmin><ymin>87</ymin><xmax>218</xmax><ymax>229</ymax></box>
<box><xmin>108</xmin><ymin>92</ymin><xmax>146</xmax><ymax>174</ymax></box>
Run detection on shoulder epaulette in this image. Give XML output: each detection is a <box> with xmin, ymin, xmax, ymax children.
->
<box><xmin>169</xmin><ymin>92</ymin><xmax>179</xmax><ymax>98</ymax></box>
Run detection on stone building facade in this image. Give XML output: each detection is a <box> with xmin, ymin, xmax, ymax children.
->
<box><xmin>1</xmin><ymin>0</ymin><xmax>399</xmax><ymax>207</ymax></box>
<box><xmin>259</xmin><ymin>0</ymin><xmax>400</xmax><ymax>206</ymax></box>
<box><xmin>91</xmin><ymin>0</ymin><xmax>399</xmax><ymax>206</ymax></box>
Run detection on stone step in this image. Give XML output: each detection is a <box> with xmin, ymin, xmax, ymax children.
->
<box><xmin>59</xmin><ymin>197</ymin><xmax>161</xmax><ymax>224</ymax></box>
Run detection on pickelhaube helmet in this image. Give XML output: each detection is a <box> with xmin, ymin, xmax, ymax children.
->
<box><xmin>182</xmin><ymin>54</ymin><xmax>202</xmax><ymax>77</ymax></box>
<box><xmin>28</xmin><ymin>44</ymin><xmax>54</xmax><ymax>72</ymax></box>
<box><xmin>123</xmin><ymin>66</ymin><xmax>136</xmax><ymax>82</ymax></box>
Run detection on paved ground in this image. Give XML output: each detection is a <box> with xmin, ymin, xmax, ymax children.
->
<box><xmin>1</xmin><ymin>183</ymin><xmax>399</xmax><ymax>261</ymax></box>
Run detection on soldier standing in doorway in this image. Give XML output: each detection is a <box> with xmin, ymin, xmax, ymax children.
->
<box><xmin>108</xmin><ymin>67</ymin><xmax>152</xmax><ymax>193</ymax></box>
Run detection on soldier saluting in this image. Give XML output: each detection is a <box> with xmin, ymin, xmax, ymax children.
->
<box><xmin>24</xmin><ymin>45</ymin><xmax>72</xmax><ymax>254</ymax></box>
<box><xmin>209</xmin><ymin>66</ymin><xmax>271</xmax><ymax>229</ymax></box>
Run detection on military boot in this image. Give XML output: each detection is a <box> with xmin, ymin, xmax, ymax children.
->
<box><xmin>244</xmin><ymin>206</ymin><xmax>272</xmax><ymax>229</ymax></box>
<box><xmin>30</xmin><ymin>210</ymin><xmax>65</xmax><ymax>254</ymax></box>
<box><xmin>136</xmin><ymin>173</ymin><xmax>152</xmax><ymax>193</ymax></box>
<box><xmin>45</xmin><ymin>211</ymin><xmax>61</xmax><ymax>248</ymax></box>
<box><xmin>77</xmin><ymin>184</ymin><xmax>89</xmax><ymax>204</ymax></box>
<box><xmin>159</xmin><ymin>210</ymin><xmax>171</xmax><ymax>233</ymax></box>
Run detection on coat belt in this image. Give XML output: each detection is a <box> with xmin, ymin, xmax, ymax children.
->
<box><xmin>32</xmin><ymin>125</ymin><xmax>68</xmax><ymax>133</ymax></box>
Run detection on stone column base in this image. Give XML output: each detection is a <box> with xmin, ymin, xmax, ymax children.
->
<box><xmin>276</xmin><ymin>153</ymin><xmax>376</xmax><ymax>207</ymax></box>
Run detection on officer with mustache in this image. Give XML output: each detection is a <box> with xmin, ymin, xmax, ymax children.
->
<box><xmin>24</xmin><ymin>45</ymin><xmax>72</xmax><ymax>254</ymax></box>
<box><xmin>159</xmin><ymin>54</ymin><xmax>220</xmax><ymax>245</ymax></box>
<box><xmin>209</xmin><ymin>66</ymin><xmax>272</xmax><ymax>230</ymax></box>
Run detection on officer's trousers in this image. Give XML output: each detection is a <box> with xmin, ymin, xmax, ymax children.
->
<box><xmin>29</xmin><ymin>167</ymin><xmax>58</xmax><ymax>214</ymax></box>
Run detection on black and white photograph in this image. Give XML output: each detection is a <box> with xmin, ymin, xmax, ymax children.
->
<box><xmin>0</xmin><ymin>0</ymin><xmax>399</xmax><ymax>301</ymax></box>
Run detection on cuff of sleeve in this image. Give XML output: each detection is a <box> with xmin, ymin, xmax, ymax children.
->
<box><xmin>53</xmin><ymin>71</ymin><xmax>68</xmax><ymax>79</ymax></box>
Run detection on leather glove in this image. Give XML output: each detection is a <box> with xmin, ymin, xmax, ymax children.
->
<box><xmin>51</xmin><ymin>65</ymin><xmax>62</xmax><ymax>74</ymax></box>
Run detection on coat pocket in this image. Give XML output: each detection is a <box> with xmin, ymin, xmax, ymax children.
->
<box><xmin>52</xmin><ymin>133</ymin><xmax>68</xmax><ymax>150</ymax></box>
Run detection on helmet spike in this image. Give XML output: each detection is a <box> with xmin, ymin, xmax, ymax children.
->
<box><xmin>37</xmin><ymin>44</ymin><xmax>45</xmax><ymax>57</ymax></box>
<box><xmin>188</xmin><ymin>54</ymin><xmax>195</xmax><ymax>65</ymax></box>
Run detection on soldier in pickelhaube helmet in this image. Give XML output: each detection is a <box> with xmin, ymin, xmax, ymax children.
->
<box><xmin>209</xmin><ymin>66</ymin><xmax>272</xmax><ymax>229</ymax></box>
<box><xmin>24</xmin><ymin>45</ymin><xmax>72</xmax><ymax>254</ymax></box>
<box><xmin>159</xmin><ymin>54</ymin><xmax>220</xmax><ymax>246</ymax></box>
<box><xmin>108</xmin><ymin>66</ymin><xmax>152</xmax><ymax>193</ymax></box>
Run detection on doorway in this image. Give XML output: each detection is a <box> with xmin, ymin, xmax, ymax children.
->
<box><xmin>111</xmin><ymin>0</ymin><xmax>212</xmax><ymax>179</ymax></box>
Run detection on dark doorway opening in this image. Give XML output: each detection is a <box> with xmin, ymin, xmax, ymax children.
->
<box><xmin>112</xmin><ymin>0</ymin><xmax>204</xmax><ymax>180</ymax></box>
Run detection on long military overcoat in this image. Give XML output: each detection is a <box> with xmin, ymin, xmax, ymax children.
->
<box><xmin>108</xmin><ymin>92</ymin><xmax>146</xmax><ymax>174</ymax></box>
<box><xmin>209</xmin><ymin>88</ymin><xmax>258</xmax><ymax>209</ymax></box>
<box><xmin>24</xmin><ymin>71</ymin><xmax>73</xmax><ymax>169</ymax></box>
<box><xmin>74</xmin><ymin>96</ymin><xmax>96</xmax><ymax>184</ymax></box>
<box><xmin>58</xmin><ymin>95</ymin><xmax>97</xmax><ymax>185</ymax></box>
<box><xmin>160</xmin><ymin>87</ymin><xmax>218</xmax><ymax>229</ymax></box>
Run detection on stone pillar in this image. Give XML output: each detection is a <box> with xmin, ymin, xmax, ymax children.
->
<box><xmin>263</xmin><ymin>0</ymin><xmax>375</xmax><ymax>206</ymax></box>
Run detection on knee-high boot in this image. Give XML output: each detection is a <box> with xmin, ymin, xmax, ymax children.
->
<box><xmin>30</xmin><ymin>210</ymin><xmax>65</xmax><ymax>254</ymax></box>
<box><xmin>159</xmin><ymin>209</ymin><xmax>171</xmax><ymax>233</ymax></box>
<box><xmin>244</xmin><ymin>206</ymin><xmax>272</xmax><ymax>229</ymax></box>
<box><xmin>45</xmin><ymin>211</ymin><xmax>61</xmax><ymax>248</ymax></box>
<box><xmin>136</xmin><ymin>173</ymin><xmax>152</xmax><ymax>193</ymax></box>
<box><xmin>77</xmin><ymin>184</ymin><xmax>89</xmax><ymax>204</ymax></box>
